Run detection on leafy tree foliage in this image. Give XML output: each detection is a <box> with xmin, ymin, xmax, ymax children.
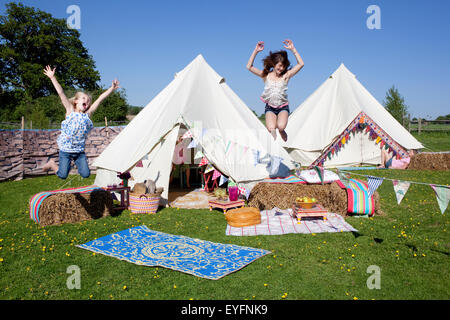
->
<box><xmin>383</xmin><ymin>85</ymin><xmax>408</xmax><ymax>126</ymax></box>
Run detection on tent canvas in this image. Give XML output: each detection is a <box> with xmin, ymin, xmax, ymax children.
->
<box><xmin>283</xmin><ymin>63</ymin><xmax>423</xmax><ymax>168</ymax></box>
<box><xmin>93</xmin><ymin>55</ymin><xmax>294</xmax><ymax>205</ymax></box>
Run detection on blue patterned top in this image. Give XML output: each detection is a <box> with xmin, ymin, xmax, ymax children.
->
<box><xmin>57</xmin><ymin>112</ymin><xmax>93</xmax><ymax>153</ymax></box>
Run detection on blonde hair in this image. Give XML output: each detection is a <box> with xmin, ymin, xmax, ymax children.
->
<box><xmin>69</xmin><ymin>91</ymin><xmax>92</xmax><ymax>111</ymax></box>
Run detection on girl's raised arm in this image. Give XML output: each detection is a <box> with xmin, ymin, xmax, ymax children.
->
<box><xmin>43</xmin><ymin>65</ymin><xmax>73</xmax><ymax>114</ymax></box>
<box><xmin>87</xmin><ymin>79</ymin><xmax>120</xmax><ymax>116</ymax></box>
<box><xmin>246</xmin><ymin>41</ymin><xmax>265</xmax><ymax>78</ymax></box>
<box><xmin>283</xmin><ymin>39</ymin><xmax>304</xmax><ymax>80</ymax></box>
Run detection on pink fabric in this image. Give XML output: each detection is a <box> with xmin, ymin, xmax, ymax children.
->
<box><xmin>390</xmin><ymin>156</ymin><xmax>410</xmax><ymax>169</ymax></box>
<box><xmin>260</xmin><ymin>96</ymin><xmax>289</xmax><ymax>108</ymax></box>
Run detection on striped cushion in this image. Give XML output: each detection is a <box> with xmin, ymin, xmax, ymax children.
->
<box><xmin>345</xmin><ymin>179</ymin><xmax>374</xmax><ymax>216</ymax></box>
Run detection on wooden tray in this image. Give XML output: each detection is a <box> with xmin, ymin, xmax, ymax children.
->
<box><xmin>209</xmin><ymin>199</ymin><xmax>245</xmax><ymax>213</ymax></box>
<box><xmin>292</xmin><ymin>203</ymin><xmax>328</xmax><ymax>223</ymax></box>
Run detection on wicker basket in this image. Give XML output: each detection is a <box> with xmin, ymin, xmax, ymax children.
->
<box><xmin>129</xmin><ymin>193</ymin><xmax>161</xmax><ymax>214</ymax></box>
<box><xmin>225</xmin><ymin>207</ymin><xmax>261</xmax><ymax>227</ymax></box>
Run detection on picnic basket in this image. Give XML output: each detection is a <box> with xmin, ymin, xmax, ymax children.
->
<box><xmin>129</xmin><ymin>193</ymin><xmax>161</xmax><ymax>214</ymax></box>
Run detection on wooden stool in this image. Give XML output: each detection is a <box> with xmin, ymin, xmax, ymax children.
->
<box><xmin>105</xmin><ymin>186</ymin><xmax>130</xmax><ymax>210</ymax></box>
<box><xmin>208</xmin><ymin>199</ymin><xmax>245</xmax><ymax>213</ymax></box>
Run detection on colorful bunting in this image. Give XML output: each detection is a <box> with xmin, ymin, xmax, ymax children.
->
<box><xmin>219</xmin><ymin>175</ymin><xmax>228</xmax><ymax>186</ymax></box>
<box><xmin>392</xmin><ymin>180</ymin><xmax>411</xmax><ymax>204</ymax></box>
<box><xmin>212</xmin><ymin>169</ymin><xmax>222</xmax><ymax>180</ymax></box>
<box><xmin>194</xmin><ymin>150</ymin><xmax>203</xmax><ymax>159</ymax></box>
<box><xmin>430</xmin><ymin>185</ymin><xmax>450</xmax><ymax>214</ymax></box>
<box><xmin>367</xmin><ymin>176</ymin><xmax>384</xmax><ymax>197</ymax></box>
<box><xmin>135</xmin><ymin>160</ymin><xmax>143</xmax><ymax>168</ymax></box>
<box><xmin>181</xmin><ymin>130</ymin><xmax>193</xmax><ymax>139</ymax></box>
<box><xmin>198</xmin><ymin>156</ymin><xmax>208</xmax><ymax>166</ymax></box>
<box><xmin>188</xmin><ymin>139</ymin><xmax>197</xmax><ymax>149</ymax></box>
<box><xmin>205</xmin><ymin>164</ymin><xmax>214</xmax><ymax>174</ymax></box>
<box><xmin>313</xmin><ymin>166</ymin><xmax>325</xmax><ymax>185</ymax></box>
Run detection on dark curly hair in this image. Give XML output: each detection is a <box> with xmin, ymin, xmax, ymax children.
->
<box><xmin>262</xmin><ymin>50</ymin><xmax>291</xmax><ymax>77</ymax></box>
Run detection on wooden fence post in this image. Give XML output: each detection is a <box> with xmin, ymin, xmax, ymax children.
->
<box><xmin>105</xmin><ymin>116</ymin><xmax>109</xmax><ymax>137</ymax></box>
<box><xmin>418</xmin><ymin>118</ymin><xmax>422</xmax><ymax>135</ymax></box>
<box><xmin>408</xmin><ymin>114</ymin><xmax>411</xmax><ymax>132</ymax></box>
<box><xmin>21</xmin><ymin>116</ymin><xmax>24</xmax><ymax>130</ymax></box>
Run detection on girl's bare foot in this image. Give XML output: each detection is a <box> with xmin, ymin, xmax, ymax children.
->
<box><xmin>269</xmin><ymin>129</ymin><xmax>277</xmax><ymax>140</ymax></box>
<box><xmin>42</xmin><ymin>158</ymin><xmax>57</xmax><ymax>173</ymax></box>
<box><xmin>279</xmin><ymin>130</ymin><xmax>288</xmax><ymax>142</ymax></box>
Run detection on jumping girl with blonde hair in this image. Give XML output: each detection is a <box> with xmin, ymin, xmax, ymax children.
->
<box><xmin>247</xmin><ymin>39</ymin><xmax>304</xmax><ymax>141</ymax></box>
<box><xmin>41</xmin><ymin>65</ymin><xmax>119</xmax><ymax>179</ymax></box>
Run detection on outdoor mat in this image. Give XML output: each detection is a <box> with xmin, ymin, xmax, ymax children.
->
<box><xmin>169</xmin><ymin>188</ymin><xmax>217</xmax><ymax>209</ymax></box>
<box><xmin>77</xmin><ymin>225</ymin><xmax>271</xmax><ymax>280</ymax></box>
<box><xmin>226</xmin><ymin>207</ymin><xmax>358</xmax><ymax>236</ymax></box>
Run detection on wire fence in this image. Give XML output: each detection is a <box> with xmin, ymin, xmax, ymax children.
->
<box><xmin>407</xmin><ymin>119</ymin><xmax>450</xmax><ymax>134</ymax></box>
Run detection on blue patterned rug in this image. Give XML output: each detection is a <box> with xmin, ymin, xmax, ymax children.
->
<box><xmin>77</xmin><ymin>225</ymin><xmax>271</xmax><ymax>280</ymax></box>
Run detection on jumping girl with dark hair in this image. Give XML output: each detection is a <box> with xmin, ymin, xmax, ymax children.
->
<box><xmin>247</xmin><ymin>39</ymin><xmax>304</xmax><ymax>141</ymax></box>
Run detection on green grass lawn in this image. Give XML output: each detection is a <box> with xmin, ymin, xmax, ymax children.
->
<box><xmin>412</xmin><ymin>131</ymin><xmax>450</xmax><ymax>152</ymax></box>
<box><xmin>0</xmin><ymin>169</ymin><xmax>449</xmax><ymax>300</ymax></box>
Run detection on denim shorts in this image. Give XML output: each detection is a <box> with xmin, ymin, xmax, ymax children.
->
<box><xmin>57</xmin><ymin>150</ymin><xmax>90</xmax><ymax>179</ymax></box>
<box><xmin>265</xmin><ymin>104</ymin><xmax>290</xmax><ymax>116</ymax></box>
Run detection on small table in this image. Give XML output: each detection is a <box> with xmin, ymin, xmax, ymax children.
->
<box><xmin>104</xmin><ymin>186</ymin><xmax>130</xmax><ymax>210</ymax></box>
<box><xmin>209</xmin><ymin>199</ymin><xmax>245</xmax><ymax>213</ymax></box>
<box><xmin>292</xmin><ymin>203</ymin><xmax>328</xmax><ymax>224</ymax></box>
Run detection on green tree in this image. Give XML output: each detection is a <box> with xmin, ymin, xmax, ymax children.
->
<box><xmin>383</xmin><ymin>85</ymin><xmax>408</xmax><ymax>127</ymax></box>
<box><xmin>90</xmin><ymin>88</ymin><xmax>129</xmax><ymax>123</ymax></box>
<box><xmin>0</xmin><ymin>2</ymin><xmax>100</xmax><ymax>120</ymax></box>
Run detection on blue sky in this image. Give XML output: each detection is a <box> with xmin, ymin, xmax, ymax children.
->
<box><xmin>1</xmin><ymin>0</ymin><xmax>449</xmax><ymax>118</ymax></box>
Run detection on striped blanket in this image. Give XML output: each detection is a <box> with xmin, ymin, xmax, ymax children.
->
<box><xmin>262</xmin><ymin>174</ymin><xmax>306</xmax><ymax>184</ymax></box>
<box><xmin>29</xmin><ymin>185</ymin><xmax>102</xmax><ymax>223</ymax></box>
<box><xmin>336</xmin><ymin>179</ymin><xmax>374</xmax><ymax>216</ymax></box>
<box><xmin>226</xmin><ymin>208</ymin><xmax>357</xmax><ymax>236</ymax></box>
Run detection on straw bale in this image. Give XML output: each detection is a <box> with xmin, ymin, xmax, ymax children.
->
<box><xmin>408</xmin><ymin>152</ymin><xmax>450</xmax><ymax>170</ymax></box>
<box><xmin>248</xmin><ymin>182</ymin><xmax>382</xmax><ymax>216</ymax></box>
<box><xmin>38</xmin><ymin>190</ymin><xmax>114</xmax><ymax>226</ymax></box>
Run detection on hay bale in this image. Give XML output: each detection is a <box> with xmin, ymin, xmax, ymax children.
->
<box><xmin>38</xmin><ymin>190</ymin><xmax>114</xmax><ymax>226</ymax></box>
<box><xmin>248</xmin><ymin>182</ymin><xmax>382</xmax><ymax>216</ymax></box>
<box><xmin>408</xmin><ymin>152</ymin><xmax>450</xmax><ymax>170</ymax></box>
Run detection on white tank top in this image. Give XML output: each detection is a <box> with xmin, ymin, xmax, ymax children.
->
<box><xmin>260</xmin><ymin>77</ymin><xmax>289</xmax><ymax>108</ymax></box>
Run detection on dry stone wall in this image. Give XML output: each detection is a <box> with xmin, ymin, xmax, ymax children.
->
<box><xmin>0</xmin><ymin>126</ymin><xmax>125</xmax><ymax>181</ymax></box>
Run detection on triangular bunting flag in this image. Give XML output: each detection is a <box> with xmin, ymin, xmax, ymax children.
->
<box><xmin>219</xmin><ymin>175</ymin><xmax>228</xmax><ymax>186</ymax></box>
<box><xmin>181</xmin><ymin>130</ymin><xmax>193</xmax><ymax>139</ymax></box>
<box><xmin>313</xmin><ymin>166</ymin><xmax>325</xmax><ymax>185</ymax></box>
<box><xmin>392</xmin><ymin>180</ymin><xmax>411</xmax><ymax>204</ymax></box>
<box><xmin>135</xmin><ymin>160</ymin><xmax>143</xmax><ymax>168</ymax></box>
<box><xmin>252</xmin><ymin>149</ymin><xmax>260</xmax><ymax>166</ymax></box>
<box><xmin>205</xmin><ymin>164</ymin><xmax>214</xmax><ymax>174</ymax></box>
<box><xmin>225</xmin><ymin>141</ymin><xmax>231</xmax><ymax>155</ymax></box>
<box><xmin>212</xmin><ymin>169</ymin><xmax>222</xmax><ymax>180</ymax></box>
<box><xmin>188</xmin><ymin>139</ymin><xmax>197</xmax><ymax>149</ymax></box>
<box><xmin>367</xmin><ymin>176</ymin><xmax>384</xmax><ymax>197</ymax></box>
<box><xmin>430</xmin><ymin>185</ymin><xmax>450</xmax><ymax>214</ymax></box>
<box><xmin>194</xmin><ymin>149</ymin><xmax>203</xmax><ymax>159</ymax></box>
<box><xmin>198</xmin><ymin>156</ymin><xmax>208</xmax><ymax>166</ymax></box>
<box><xmin>337</xmin><ymin>170</ymin><xmax>351</xmax><ymax>188</ymax></box>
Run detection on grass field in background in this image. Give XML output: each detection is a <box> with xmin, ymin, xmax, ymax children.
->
<box><xmin>0</xmin><ymin>169</ymin><xmax>449</xmax><ymax>300</ymax></box>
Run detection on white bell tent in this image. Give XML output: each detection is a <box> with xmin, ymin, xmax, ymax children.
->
<box><xmin>94</xmin><ymin>54</ymin><xmax>293</xmax><ymax>204</ymax></box>
<box><xmin>283</xmin><ymin>63</ymin><xmax>423</xmax><ymax>167</ymax></box>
